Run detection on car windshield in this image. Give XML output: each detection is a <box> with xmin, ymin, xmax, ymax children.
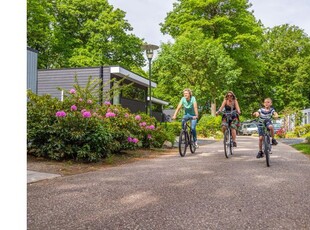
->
<box><xmin>249</xmin><ymin>124</ymin><xmax>257</xmax><ymax>128</ymax></box>
<box><xmin>273</xmin><ymin>123</ymin><xmax>281</xmax><ymax>128</ymax></box>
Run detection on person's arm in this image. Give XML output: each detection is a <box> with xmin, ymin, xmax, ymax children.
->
<box><xmin>216</xmin><ymin>99</ymin><xmax>226</xmax><ymax>115</ymax></box>
<box><xmin>172</xmin><ymin>102</ymin><xmax>182</xmax><ymax>120</ymax></box>
<box><xmin>253</xmin><ymin>110</ymin><xmax>260</xmax><ymax>117</ymax></box>
<box><xmin>235</xmin><ymin>99</ymin><xmax>241</xmax><ymax>114</ymax></box>
<box><xmin>273</xmin><ymin>111</ymin><xmax>279</xmax><ymax>118</ymax></box>
<box><xmin>193</xmin><ymin>102</ymin><xmax>198</xmax><ymax>119</ymax></box>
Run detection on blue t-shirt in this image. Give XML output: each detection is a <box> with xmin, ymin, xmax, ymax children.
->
<box><xmin>179</xmin><ymin>96</ymin><xmax>196</xmax><ymax>116</ymax></box>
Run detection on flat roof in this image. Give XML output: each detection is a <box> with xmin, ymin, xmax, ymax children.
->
<box><xmin>110</xmin><ymin>66</ymin><xmax>157</xmax><ymax>88</ymax></box>
<box><xmin>147</xmin><ymin>96</ymin><xmax>169</xmax><ymax>105</ymax></box>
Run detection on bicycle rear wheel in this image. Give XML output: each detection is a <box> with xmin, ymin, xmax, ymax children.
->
<box><xmin>179</xmin><ymin>130</ymin><xmax>187</xmax><ymax>157</ymax></box>
<box><xmin>263</xmin><ymin>135</ymin><xmax>270</xmax><ymax>167</ymax></box>
<box><xmin>224</xmin><ymin>129</ymin><xmax>230</xmax><ymax>158</ymax></box>
<box><xmin>189</xmin><ymin>131</ymin><xmax>196</xmax><ymax>154</ymax></box>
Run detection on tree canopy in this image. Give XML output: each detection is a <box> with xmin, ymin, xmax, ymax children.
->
<box><xmin>27</xmin><ymin>0</ymin><xmax>145</xmax><ymax>69</ymax></box>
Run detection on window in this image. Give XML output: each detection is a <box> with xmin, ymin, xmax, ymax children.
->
<box><xmin>122</xmin><ymin>84</ymin><xmax>146</xmax><ymax>102</ymax></box>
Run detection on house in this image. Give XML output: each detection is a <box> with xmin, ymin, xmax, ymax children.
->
<box><xmin>301</xmin><ymin>108</ymin><xmax>310</xmax><ymax>125</ymax></box>
<box><xmin>37</xmin><ymin>66</ymin><xmax>169</xmax><ymax>121</ymax></box>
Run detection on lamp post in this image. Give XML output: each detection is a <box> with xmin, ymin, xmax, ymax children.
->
<box><xmin>142</xmin><ymin>43</ymin><xmax>159</xmax><ymax>117</ymax></box>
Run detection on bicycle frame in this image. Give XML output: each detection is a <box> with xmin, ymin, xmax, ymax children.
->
<box><xmin>252</xmin><ymin>118</ymin><xmax>272</xmax><ymax>167</ymax></box>
<box><xmin>179</xmin><ymin>118</ymin><xmax>196</xmax><ymax>157</ymax></box>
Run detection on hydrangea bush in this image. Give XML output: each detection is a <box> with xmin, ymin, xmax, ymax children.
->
<box><xmin>27</xmin><ymin>85</ymin><xmax>168</xmax><ymax>162</ymax></box>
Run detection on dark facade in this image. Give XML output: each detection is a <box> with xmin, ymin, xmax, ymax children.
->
<box><xmin>37</xmin><ymin>66</ymin><xmax>168</xmax><ymax>120</ymax></box>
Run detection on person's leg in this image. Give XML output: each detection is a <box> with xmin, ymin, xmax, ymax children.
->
<box><xmin>230</xmin><ymin>119</ymin><xmax>238</xmax><ymax>146</ymax></box>
<box><xmin>190</xmin><ymin>118</ymin><xmax>198</xmax><ymax>142</ymax></box>
<box><xmin>221</xmin><ymin>117</ymin><xmax>227</xmax><ymax>133</ymax></box>
<box><xmin>257</xmin><ymin>126</ymin><xmax>264</xmax><ymax>158</ymax></box>
<box><xmin>181</xmin><ymin>114</ymin><xmax>191</xmax><ymax>130</ymax></box>
<box><xmin>269</xmin><ymin>125</ymin><xmax>278</xmax><ymax>145</ymax></box>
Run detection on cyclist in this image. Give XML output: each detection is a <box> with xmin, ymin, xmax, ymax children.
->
<box><xmin>172</xmin><ymin>88</ymin><xmax>199</xmax><ymax>148</ymax></box>
<box><xmin>252</xmin><ymin>97</ymin><xmax>279</xmax><ymax>158</ymax></box>
<box><xmin>216</xmin><ymin>91</ymin><xmax>241</xmax><ymax>147</ymax></box>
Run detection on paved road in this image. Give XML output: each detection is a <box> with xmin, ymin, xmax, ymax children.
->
<box><xmin>28</xmin><ymin>136</ymin><xmax>310</xmax><ymax>230</ymax></box>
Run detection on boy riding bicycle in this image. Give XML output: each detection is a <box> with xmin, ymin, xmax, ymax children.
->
<box><xmin>172</xmin><ymin>88</ymin><xmax>199</xmax><ymax>148</ymax></box>
<box><xmin>252</xmin><ymin>98</ymin><xmax>279</xmax><ymax>158</ymax></box>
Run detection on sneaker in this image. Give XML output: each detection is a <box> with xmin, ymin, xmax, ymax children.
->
<box><xmin>233</xmin><ymin>141</ymin><xmax>237</xmax><ymax>147</ymax></box>
<box><xmin>194</xmin><ymin>141</ymin><xmax>199</xmax><ymax>148</ymax></box>
<box><xmin>256</xmin><ymin>151</ymin><xmax>264</xmax><ymax>158</ymax></box>
<box><xmin>272</xmin><ymin>139</ymin><xmax>278</xmax><ymax>145</ymax></box>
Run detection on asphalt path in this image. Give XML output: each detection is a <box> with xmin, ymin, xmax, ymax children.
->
<box><xmin>28</xmin><ymin>136</ymin><xmax>310</xmax><ymax>230</ymax></box>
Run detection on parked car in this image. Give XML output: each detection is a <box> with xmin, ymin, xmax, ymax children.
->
<box><xmin>239</xmin><ymin>123</ymin><xmax>258</xmax><ymax>135</ymax></box>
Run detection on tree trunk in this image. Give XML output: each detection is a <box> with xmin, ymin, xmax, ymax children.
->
<box><xmin>211</xmin><ymin>99</ymin><xmax>217</xmax><ymax>116</ymax></box>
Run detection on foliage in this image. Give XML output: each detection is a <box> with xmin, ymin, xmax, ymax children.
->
<box><xmin>27</xmin><ymin>0</ymin><xmax>145</xmax><ymax>69</ymax></box>
<box><xmin>158</xmin><ymin>0</ymin><xmax>265</xmax><ymax>114</ymax></box>
<box><xmin>284</xmin><ymin>131</ymin><xmax>297</xmax><ymax>139</ymax></box>
<box><xmin>294</xmin><ymin>124</ymin><xmax>310</xmax><ymax>137</ymax></box>
<box><xmin>196</xmin><ymin>115</ymin><xmax>222</xmax><ymax>138</ymax></box>
<box><xmin>153</xmin><ymin>30</ymin><xmax>241</xmax><ymax>112</ymax></box>
<box><xmin>27</xmin><ymin>79</ymin><xmax>169</xmax><ymax>162</ymax></box>
<box><xmin>157</xmin><ymin>121</ymin><xmax>182</xmax><ymax>145</ymax></box>
<box><xmin>260</xmin><ymin>24</ymin><xmax>310</xmax><ymax>112</ymax></box>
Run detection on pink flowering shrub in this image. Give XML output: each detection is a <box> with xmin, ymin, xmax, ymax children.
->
<box><xmin>27</xmin><ymin>79</ymin><xmax>169</xmax><ymax>162</ymax></box>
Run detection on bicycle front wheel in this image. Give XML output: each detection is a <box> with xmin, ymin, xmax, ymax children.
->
<box><xmin>189</xmin><ymin>131</ymin><xmax>196</xmax><ymax>154</ymax></box>
<box><xmin>224</xmin><ymin>129</ymin><xmax>230</xmax><ymax>158</ymax></box>
<box><xmin>263</xmin><ymin>135</ymin><xmax>270</xmax><ymax>167</ymax></box>
<box><xmin>179</xmin><ymin>130</ymin><xmax>187</xmax><ymax>157</ymax></box>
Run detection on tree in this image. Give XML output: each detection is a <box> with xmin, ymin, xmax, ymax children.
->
<box><xmin>261</xmin><ymin>24</ymin><xmax>310</xmax><ymax>112</ymax></box>
<box><xmin>27</xmin><ymin>0</ymin><xmax>145</xmax><ymax>69</ymax></box>
<box><xmin>27</xmin><ymin>0</ymin><xmax>56</xmax><ymax>68</ymax></box>
<box><xmin>153</xmin><ymin>30</ymin><xmax>241</xmax><ymax>115</ymax></box>
<box><xmin>158</xmin><ymin>0</ymin><xmax>265</xmax><ymax>115</ymax></box>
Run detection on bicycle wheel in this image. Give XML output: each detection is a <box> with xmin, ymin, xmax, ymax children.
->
<box><xmin>179</xmin><ymin>130</ymin><xmax>187</xmax><ymax>157</ymax></box>
<box><xmin>224</xmin><ymin>129</ymin><xmax>230</xmax><ymax>158</ymax></box>
<box><xmin>263</xmin><ymin>135</ymin><xmax>270</xmax><ymax>167</ymax></box>
<box><xmin>189</xmin><ymin>131</ymin><xmax>196</xmax><ymax>154</ymax></box>
<box><xmin>229</xmin><ymin>132</ymin><xmax>234</xmax><ymax>155</ymax></box>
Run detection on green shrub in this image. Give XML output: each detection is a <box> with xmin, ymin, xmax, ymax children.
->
<box><xmin>197</xmin><ymin>115</ymin><xmax>222</xmax><ymax>138</ymax></box>
<box><xmin>285</xmin><ymin>131</ymin><xmax>297</xmax><ymax>138</ymax></box>
<box><xmin>304</xmin><ymin>132</ymin><xmax>310</xmax><ymax>143</ymax></box>
<box><xmin>294</xmin><ymin>124</ymin><xmax>310</xmax><ymax>137</ymax></box>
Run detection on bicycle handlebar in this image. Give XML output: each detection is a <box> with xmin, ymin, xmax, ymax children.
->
<box><xmin>217</xmin><ymin>110</ymin><xmax>239</xmax><ymax>116</ymax></box>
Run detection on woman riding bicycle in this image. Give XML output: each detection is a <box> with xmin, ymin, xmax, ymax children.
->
<box><xmin>172</xmin><ymin>88</ymin><xmax>199</xmax><ymax>148</ymax></box>
<box><xmin>216</xmin><ymin>91</ymin><xmax>241</xmax><ymax>147</ymax></box>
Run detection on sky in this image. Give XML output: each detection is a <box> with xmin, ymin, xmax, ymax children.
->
<box><xmin>108</xmin><ymin>0</ymin><xmax>310</xmax><ymax>45</ymax></box>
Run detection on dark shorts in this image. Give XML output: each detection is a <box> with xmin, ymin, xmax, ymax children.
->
<box><xmin>221</xmin><ymin>114</ymin><xmax>240</xmax><ymax>130</ymax></box>
<box><xmin>258</xmin><ymin>120</ymin><xmax>272</xmax><ymax>136</ymax></box>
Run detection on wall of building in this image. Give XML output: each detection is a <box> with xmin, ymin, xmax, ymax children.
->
<box><xmin>38</xmin><ymin>67</ymin><xmax>104</xmax><ymax>100</ymax></box>
<box><xmin>27</xmin><ymin>47</ymin><xmax>38</xmax><ymax>93</ymax></box>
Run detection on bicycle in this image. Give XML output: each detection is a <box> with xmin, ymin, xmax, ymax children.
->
<box><xmin>178</xmin><ymin>117</ymin><xmax>197</xmax><ymax>157</ymax></box>
<box><xmin>219</xmin><ymin>110</ymin><xmax>238</xmax><ymax>158</ymax></box>
<box><xmin>251</xmin><ymin>118</ymin><xmax>272</xmax><ymax>167</ymax></box>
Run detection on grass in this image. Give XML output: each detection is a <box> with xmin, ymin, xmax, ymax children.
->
<box><xmin>291</xmin><ymin>143</ymin><xmax>310</xmax><ymax>155</ymax></box>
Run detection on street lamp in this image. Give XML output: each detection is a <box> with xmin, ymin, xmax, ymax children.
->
<box><xmin>142</xmin><ymin>43</ymin><xmax>159</xmax><ymax>117</ymax></box>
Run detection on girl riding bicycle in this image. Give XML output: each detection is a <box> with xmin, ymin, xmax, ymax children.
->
<box><xmin>172</xmin><ymin>88</ymin><xmax>199</xmax><ymax>148</ymax></box>
<box><xmin>216</xmin><ymin>91</ymin><xmax>241</xmax><ymax>147</ymax></box>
